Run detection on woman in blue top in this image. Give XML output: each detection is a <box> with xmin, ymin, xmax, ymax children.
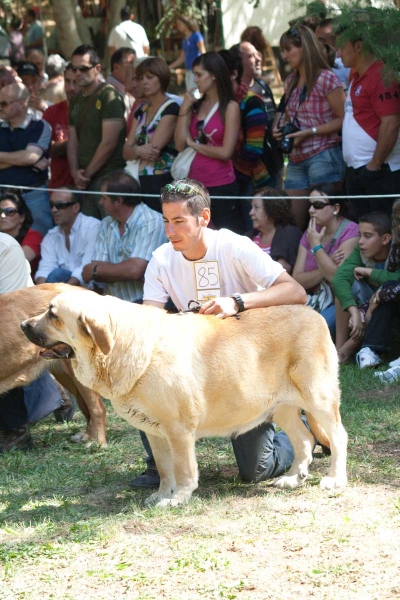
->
<box><xmin>169</xmin><ymin>16</ymin><xmax>206</xmax><ymax>90</ymax></box>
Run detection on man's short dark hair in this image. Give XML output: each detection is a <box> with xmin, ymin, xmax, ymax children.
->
<box><xmin>219</xmin><ymin>48</ymin><xmax>243</xmax><ymax>84</ymax></box>
<box><xmin>160</xmin><ymin>179</ymin><xmax>211</xmax><ymax>217</ymax></box>
<box><xmin>54</xmin><ymin>186</ymin><xmax>83</xmax><ymax>207</ymax></box>
<box><xmin>111</xmin><ymin>47</ymin><xmax>136</xmax><ymax>71</ymax></box>
<box><xmin>101</xmin><ymin>171</ymin><xmax>141</xmax><ymax>207</ymax></box>
<box><xmin>71</xmin><ymin>45</ymin><xmax>101</xmax><ymax>66</ymax></box>
<box><xmin>120</xmin><ymin>6</ymin><xmax>131</xmax><ymax>21</ymax></box>
<box><xmin>26</xmin><ymin>8</ymin><xmax>36</xmax><ymax>20</ymax></box>
<box><xmin>359</xmin><ymin>211</ymin><xmax>392</xmax><ymax>236</ymax></box>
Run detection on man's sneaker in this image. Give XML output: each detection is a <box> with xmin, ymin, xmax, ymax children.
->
<box><xmin>356</xmin><ymin>347</ymin><xmax>381</xmax><ymax>369</ymax></box>
<box><xmin>0</xmin><ymin>424</ymin><xmax>32</xmax><ymax>453</ymax></box>
<box><xmin>389</xmin><ymin>356</ymin><xmax>400</xmax><ymax>368</ymax></box>
<box><xmin>374</xmin><ymin>366</ymin><xmax>400</xmax><ymax>383</ymax></box>
<box><xmin>129</xmin><ymin>469</ymin><xmax>160</xmax><ymax>489</ymax></box>
<box><xmin>54</xmin><ymin>390</ymin><xmax>76</xmax><ymax>423</ymax></box>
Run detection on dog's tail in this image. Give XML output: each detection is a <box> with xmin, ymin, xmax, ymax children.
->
<box><xmin>304</xmin><ymin>411</ymin><xmax>331</xmax><ymax>449</ymax></box>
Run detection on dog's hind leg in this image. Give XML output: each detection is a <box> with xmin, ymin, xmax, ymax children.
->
<box><xmin>144</xmin><ymin>433</ymin><xmax>176</xmax><ymax>506</ymax></box>
<box><xmin>272</xmin><ymin>405</ymin><xmax>315</xmax><ymax>489</ymax></box>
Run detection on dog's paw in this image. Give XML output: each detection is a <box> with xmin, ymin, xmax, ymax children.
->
<box><xmin>320</xmin><ymin>474</ymin><xmax>348</xmax><ymax>490</ymax></box>
<box><xmin>153</xmin><ymin>498</ymin><xmax>184</xmax><ymax>508</ymax></box>
<box><xmin>273</xmin><ymin>473</ymin><xmax>307</xmax><ymax>489</ymax></box>
<box><xmin>70</xmin><ymin>432</ymin><xmax>89</xmax><ymax>444</ymax></box>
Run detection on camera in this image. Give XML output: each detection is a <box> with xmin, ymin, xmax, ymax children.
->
<box><xmin>278</xmin><ymin>122</ymin><xmax>300</xmax><ymax>154</ymax></box>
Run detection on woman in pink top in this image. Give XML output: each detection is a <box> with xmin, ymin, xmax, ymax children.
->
<box><xmin>292</xmin><ymin>183</ymin><xmax>359</xmax><ymax>337</ymax></box>
<box><xmin>174</xmin><ymin>52</ymin><xmax>243</xmax><ymax>232</ymax></box>
<box><xmin>273</xmin><ymin>26</ymin><xmax>346</xmax><ymax>229</ymax></box>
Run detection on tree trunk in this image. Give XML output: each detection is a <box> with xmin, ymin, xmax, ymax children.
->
<box><xmin>52</xmin><ymin>0</ymin><xmax>83</xmax><ymax>58</ymax></box>
<box><xmin>107</xmin><ymin>0</ymin><xmax>126</xmax><ymax>37</ymax></box>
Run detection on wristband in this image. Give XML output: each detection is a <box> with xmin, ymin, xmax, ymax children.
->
<box><xmin>311</xmin><ymin>244</ymin><xmax>324</xmax><ymax>255</ymax></box>
<box><xmin>312</xmin><ymin>126</ymin><xmax>317</xmax><ymax>136</ymax></box>
<box><xmin>92</xmin><ymin>264</ymin><xmax>99</xmax><ymax>281</ymax></box>
<box><xmin>230</xmin><ymin>293</ymin><xmax>245</xmax><ymax>313</ymax></box>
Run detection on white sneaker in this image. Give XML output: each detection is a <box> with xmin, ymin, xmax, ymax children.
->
<box><xmin>374</xmin><ymin>366</ymin><xmax>400</xmax><ymax>383</ymax></box>
<box><xmin>356</xmin><ymin>347</ymin><xmax>381</xmax><ymax>369</ymax></box>
<box><xmin>389</xmin><ymin>356</ymin><xmax>400</xmax><ymax>368</ymax></box>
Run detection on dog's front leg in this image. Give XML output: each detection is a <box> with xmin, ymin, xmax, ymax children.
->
<box><xmin>144</xmin><ymin>433</ymin><xmax>176</xmax><ymax>506</ymax></box>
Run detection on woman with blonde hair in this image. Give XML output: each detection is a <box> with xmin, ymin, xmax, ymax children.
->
<box><xmin>273</xmin><ymin>25</ymin><xmax>346</xmax><ymax>229</ymax></box>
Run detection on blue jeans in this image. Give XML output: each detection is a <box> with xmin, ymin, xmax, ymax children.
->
<box><xmin>22</xmin><ymin>185</ymin><xmax>54</xmax><ymax>236</ymax></box>
<box><xmin>285</xmin><ymin>146</ymin><xmax>345</xmax><ymax>190</ymax></box>
<box><xmin>321</xmin><ymin>304</ymin><xmax>336</xmax><ymax>338</ymax></box>
<box><xmin>139</xmin><ymin>422</ymin><xmax>294</xmax><ymax>483</ymax></box>
<box><xmin>46</xmin><ymin>268</ymin><xmax>72</xmax><ymax>283</ymax></box>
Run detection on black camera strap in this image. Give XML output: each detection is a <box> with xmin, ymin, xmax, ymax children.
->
<box><xmin>279</xmin><ymin>83</ymin><xmax>307</xmax><ymax>128</ymax></box>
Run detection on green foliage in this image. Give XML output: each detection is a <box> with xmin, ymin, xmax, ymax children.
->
<box><xmin>156</xmin><ymin>0</ymin><xmax>206</xmax><ymax>38</ymax></box>
<box><xmin>296</xmin><ymin>0</ymin><xmax>400</xmax><ymax>81</ymax></box>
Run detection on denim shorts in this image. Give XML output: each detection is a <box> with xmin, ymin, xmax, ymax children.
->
<box><xmin>285</xmin><ymin>145</ymin><xmax>345</xmax><ymax>190</ymax></box>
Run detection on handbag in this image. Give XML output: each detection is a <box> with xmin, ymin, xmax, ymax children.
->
<box><xmin>306</xmin><ymin>218</ymin><xmax>350</xmax><ymax>313</ymax></box>
<box><xmin>171</xmin><ymin>101</ymin><xmax>219</xmax><ymax>180</ymax></box>
<box><xmin>125</xmin><ymin>99</ymin><xmax>175</xmax><ymax>183</ymax></box>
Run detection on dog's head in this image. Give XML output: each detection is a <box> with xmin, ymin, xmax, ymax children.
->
<box><xmin>21</xmin><ymin>291</ymin><xmax>115</xmax><ymax>360</ymax></box>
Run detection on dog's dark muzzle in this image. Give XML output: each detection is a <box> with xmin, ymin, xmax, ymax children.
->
<box><xmin>20</xmin><ymin>320</ymin><xmax>75</xmax><ymax>360</ymax></box>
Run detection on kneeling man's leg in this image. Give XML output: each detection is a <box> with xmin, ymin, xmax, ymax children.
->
<box><xmin>45</xmin><ymin>268</ymin><xmax>72</xmax><ymax>283</ymax></box>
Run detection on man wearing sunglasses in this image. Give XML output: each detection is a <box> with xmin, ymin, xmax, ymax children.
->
<box><xmin>67</xmin><ymin>45</ymin><xmax>126</xmax><ymax>218</ymax></box>
<box><xmin>0</xmin><ymin>82</ymin><xmax>53</xmax><ymax>236</ymax></box>
<box><xmin>35</xmin><ymin>188</ymin><xmax>101</xmax><ymax>287</ymax></box>
<box><xmin>130</xmin><ymin>178</ymin><xmax>307</xmax><ymax>490</ymax></box>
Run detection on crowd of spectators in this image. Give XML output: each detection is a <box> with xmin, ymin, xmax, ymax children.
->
<box><xmin>1</xmin><ymin>5</ymin><xmax>400</xmax><ymax>454</ymax></box>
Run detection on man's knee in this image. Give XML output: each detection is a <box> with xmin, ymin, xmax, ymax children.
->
<box><xmin>46</xmin><ymin>268</ymin><xmax>72</xmax><ymax>283</ymax></box>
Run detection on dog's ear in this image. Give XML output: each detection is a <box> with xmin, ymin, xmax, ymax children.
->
<box><xmin>78</xmin><ymin>314</ymin><xmax>114</xmax><ymax>356</ymax></box>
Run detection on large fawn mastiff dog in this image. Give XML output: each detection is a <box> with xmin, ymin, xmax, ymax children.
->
<box><xmin>22</xmin><ymin>291</ymin><xmax>348</xmax><ymax>506</ymax></box>
<box><xmin>1</xmin><ymin>284</ymin><xmax>107</xmax><ymax>446</ymax></box>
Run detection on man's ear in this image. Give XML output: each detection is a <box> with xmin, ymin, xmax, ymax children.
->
<box><xmin>78</xmin><ymin>314</ymin><xmax>114</xmax><ymax>356</ymax></box>
<box><xmin>382</xmin><ymin>233</ymin><xmax>392</xmax><ymax>246</ymax></box>
<box><xmin>200</xmin><ymin>207</ymin><xmax>210</xmax><ymax>226</ymax></box>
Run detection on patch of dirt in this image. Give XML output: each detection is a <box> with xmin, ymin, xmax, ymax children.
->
<box><xmin>357</xmin><ymin>385</ymin><xmax>400</xmax><ymax>401</ymax></box>
<box><xmin>371</xmin><ymin>441</ymin><xmax>400</xmax><ymax>460</ymax></box>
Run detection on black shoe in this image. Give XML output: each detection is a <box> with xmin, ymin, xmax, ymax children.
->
<box><xmin>0</xmin><ymin>424</ymin><xmax>33</xmax><ymax>453</ymax></box>
<box><xmin>54</xmin><ymin>390</ymin><xmax>75</xmax><ymax>423</ymax></box>
<box><xmin>129</xmin><ymin>469</ymin><xmax>160</xmax><ymax>489</ymax></box>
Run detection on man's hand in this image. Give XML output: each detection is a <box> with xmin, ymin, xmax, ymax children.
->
<box><xmin>348</xmin><ymin>306</ymin><xmax>365</xmax><ymax>341</ymax></box>
<box><xmin>82</xmin><ymin>262</ymin><xmax>99</xmax><ymax>284</ymax></box>
<box><xmin>74</xmin><ymin>169</ymin><xmax>91</xmax><ymax>190</ymax></box>
<box><xmin>354</xmin><ymin>266</ymin><xmax>373</xmax><ymax>280</ymax></box>
<box><xmin>365</xmin><ymin>160</ymin><xmax>381</xmax><ymax>171</ymax></box>
<box><xmin>199</xmin><ymin>297</ymin><xmax>239</xmax><ymax>319</ymax></box>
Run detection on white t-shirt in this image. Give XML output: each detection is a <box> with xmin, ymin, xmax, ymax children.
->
<box><xmin>143</xmin><ymin>228</ymin><xmax>285</xmax><ymax>310</ymax></box>
<box><xmin>0</xmin><ymin>233</ymin><xmax>33</xmax><ymax>294</ymax></box>
<box><xmin>108</xmin><ymin>21</ymin><xmax>149</xmax><ymax>58</ymax></box>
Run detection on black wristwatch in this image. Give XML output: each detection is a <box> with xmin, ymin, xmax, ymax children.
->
<box><xmin>230</xmin><ymin>293</ymin><xmax>245</xmax><ymax>313</ymax></box>
<box><xmin>92</xmin><ymin>264</ymin><xmax>99</xmax><ymax>282</ymax></box>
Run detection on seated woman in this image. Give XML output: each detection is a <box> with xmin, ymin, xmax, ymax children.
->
<box><xmin>123</xmin><ymin>57</ymin><xmax>180</xmax><ymax>212</ymax></box>
<box><xmin>0</xmin><ymin>190</ymin><xmax>42</xmax><ymax>277</ymax></box>
<box><xmin>248</xmin><ymin>188</ymin><xmax>302</xmax><ymax>274</ymax></box>
<box><xmin>292</xmin><ymin>183</ymin><xmax>359</xmax><ymax>335</ymax></box>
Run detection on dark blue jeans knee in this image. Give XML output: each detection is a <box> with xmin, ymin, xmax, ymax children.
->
<box><xmin>46</xmin><ymin>268</ymin><xmax>72</xmax><ymax>283</ymax></box>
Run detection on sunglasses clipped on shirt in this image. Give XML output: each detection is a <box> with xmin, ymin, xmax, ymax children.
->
<box><xmin>0</xmin><ymin>207</ymin><xmax>20</xmax><ymax>217</ymax></box>
<box><xmin>69</xmin><ymin>65</ymin><xmax>96</xmax><ymax>73</ymax></box>
<box><xmin>50</xmin><ymin>200</ymin><xmax>79</xmax><ymax>210</ymax></box>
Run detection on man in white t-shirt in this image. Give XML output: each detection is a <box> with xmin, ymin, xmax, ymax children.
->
<box><xmin>108</xmin><ymin>6</ymin><xmax>150</xmax><ymax>59</ymax></box>
<box><xmin>129</xmin><ymin>178</ymin><xmax>307</xmax><ymax>489</ymax></box>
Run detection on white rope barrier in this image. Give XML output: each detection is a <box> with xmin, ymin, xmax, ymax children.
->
<box><xmin>0</xmin><ymin>184</ymin><xmax>399</xmax><ymax>201</ymax></box>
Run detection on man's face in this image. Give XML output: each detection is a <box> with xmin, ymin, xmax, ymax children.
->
<box><xmin>240</xmin><ymin>42</ymin><xmax>258</xmax><ymax>80</ymax></box>
<box><xmin>358</xmin><ymin>222</ymin><xmax>389</xmax><ymax>260</ymax></box>
<box><xmin>162</xmin><ymin>201</ymin><xmax>206</xmax><ymax>254</ymax></box>
<box><xmin>336</xmin><ymin>40</ymin><xmax>358</xmax><ymax>68</ymax></box>
<box><xmin>113</xmin><ymin>52</ymin><xmax>136</xmax><ymax>85</ymax></box>
<box><xmin>71</xmin><ymin>53</ymin><xmax>100</xmax><ymax>89</ymax></box>
<box><xmin>315</xmin><ymin>24</ymin><xmax>335</xmax><ymax>47</ymax></box>
<box><xmin>50</xmin><ymin>190</ymin><xmax>79</xmax><ymax>227</ymax></box>
<box><xmin>64</xmin><ymin>68</ymin><xmax>79</xmax><ymax>102</ymax></box>
<box><xmin>20</xmin><ymin>74</ymin><xmax>40</xmax><ymax>96</ymax></box>
<box><xmin>99</xmin><ymin>185</ymin><xmax>118</xmax><ymax>218</ymax></box>
<box><xmin>27</xmin><ymin>51</ymin><xmax>45</xmax><ymax>75</ymax></box>
<box><xmin>0</xmin><ymin>86</ymin><xmax>26</xmax><ymax>122</ymax></box>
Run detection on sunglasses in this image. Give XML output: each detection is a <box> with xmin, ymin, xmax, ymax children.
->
<box><xmin>0</xmin><ymin>99</ymin><xmax>19</xmax><ymax>109</ymax></box>
<box><xmin>162</xmin><ymin>182</ymin><xmax>199</xmax><ymax>197</ymax></box>
<box><xmin>309</xmin><ymin>201</ymin><xmax>331</xmax><ymax>210</ymax></box>
<box><xmin>70</xmin><ymin>65</ymin><xmax>96</xmax><ymax>73</ymax></box>
<box><xmin>195</xmin><ymin>120</ymin><xmax>208</xmax><ymax>144</ymax></box>
<box><xmin>50</xmin><ymin>201</ymin><xmax>78</xmax><ymax>210</ymax></box>
<box><xmin>288</xmin><ymin>28</ymin><xmax>301</xmax><ymax>41</ymax></box>
<box><xmin>0</xmin><ymin>207</ymin><xmax>20</xmax><ymax>217</ymax></box>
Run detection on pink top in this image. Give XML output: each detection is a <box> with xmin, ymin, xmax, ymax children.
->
<box><xmin>285</xmin><ymin>70</ymin><xmax>342</xmax><ymax>164</ymax></box>
<box><xmin>189</xmin><ymin>111</ymin><xmax>235</xmax><ymax>187</ymax></box>
<box><xmin>252</xmin><ymin>233</ymin><xmax>271</xmax><ymax>254</ymax></box>
<box><xmin>300</xmin><ymin>218</ymin><xmax>359</xmax><ymax>273</ymax></box>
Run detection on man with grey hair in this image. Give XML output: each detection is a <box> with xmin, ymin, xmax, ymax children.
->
<box><xmin>0</xmin><ymin>82</ymin><xmax>53</xmax><ymax>235</ymax></box>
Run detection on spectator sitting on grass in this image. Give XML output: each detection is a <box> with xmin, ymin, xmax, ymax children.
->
<box><xmin>332</xmin><ymin>211</ymin><xmax>400</xmax><ymax>368</ymax></box>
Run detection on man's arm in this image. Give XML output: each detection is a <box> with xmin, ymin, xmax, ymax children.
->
<box><xmin>49</xmin><ymin>140</ymin><xmax>68</xmax><ymax>158</ymax></box>
<box><xmin>367</xmin><ymin>114</ymin><xmax>400</xmax><ymax>170</ymax></box>
<box><xmin>0</xmin><ymin>144</ymin><xmax>43</xmax><ymax>166</ymax></box>
<box><xmin>200</xmin><ymin>272</ymin><xmax>307</xmax><ymax>319</ymax></box>
<box><xmin>34</xmin><ymin>234</ymin><xmax>59</xmax><ymax>283</ymax></box>
<box><xmin>84</xmin><ymin>119</ymin><xmax>124</xmax><ymax>180</ymax></box>
<box><xmin>67</xmin><ymin>125</ymin><xmax>80</xmax><ymax>180</ymax></box>
<box><xmin>82</xmin><ymin>258</ymin><xmax>148</xmax><ymax>284</ymax></box>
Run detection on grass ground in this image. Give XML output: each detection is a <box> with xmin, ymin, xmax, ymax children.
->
<box><xmin>0</xmin><ymin>364</ymin><xmax>399</xmax><ymax>600</ymax></box>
